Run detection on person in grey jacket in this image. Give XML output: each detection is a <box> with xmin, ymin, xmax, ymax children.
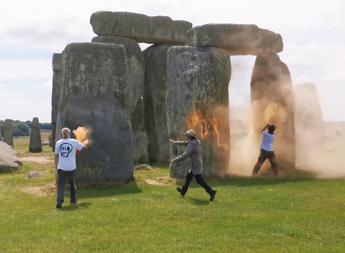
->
<box><xmin>170</xmin><ymin>129</ymin><xmax>217</xmax><ymax>201</ymax></box>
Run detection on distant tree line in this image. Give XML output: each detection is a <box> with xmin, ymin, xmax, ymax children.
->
<box><xmin>0</xmin><ymin>120</ymin><xmax>52</xmax><ymax>137</ymax></box>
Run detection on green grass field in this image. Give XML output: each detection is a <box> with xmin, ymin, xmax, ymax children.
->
<box><xmin>0</xmin><ymin>136</ymin><xmax>344</xmax><ymax>253</ymax></box>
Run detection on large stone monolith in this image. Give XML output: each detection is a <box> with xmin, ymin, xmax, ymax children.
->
<box><xmin>3</xmin><ymin>119</ymin><xmax>14</xmax><ymax>146</ymax></box>
<box><xmin>90</xmin><ymin>11</ymin><xmax>192</xmax><ymax>44</ymax></box>
<box><xmin>55</xmin><ymin>42</ymin><xmax>134</xmax><ymax>183</ymax></box>
<box><xmin>251</xmin><ymin>52</ymin><xmax>295</xmax><ymax>169</ymax></box>
<box><xmin>51</xmin><ymin>53</ymin><xmax>62</xmax><ymax>151</ymax></box>
<box><xmin>294</xmin><ymin>83</ymin><xmax>324</xmax><ymax>168</ymax></box>
<box><xmin>166</xmin><ymin>46</ymin><xmax>231</xmax><ymax>178</ymax></box>
<box><xmin>29</xmin><ymin>117</ymin><xmax>42</xmax><ymax>152</ymax></box>
<box><xmin>0</xmin><ymin>141</ymin><xmax>21</xmax><ymax>172</ymax></box>
<box><xmin>186</xmin><ymin>24</ymin><xmax>283</xmax><ymax>55</ymax></box>
<box><xmin>92</xmin><ymin>35</ymin><xmax>148</xmax><ymax>163</ymax></box>
<box><xmin>143</xmin><ymin>45</ymin><xmax>171</xmax><ymax>164</ymax></box>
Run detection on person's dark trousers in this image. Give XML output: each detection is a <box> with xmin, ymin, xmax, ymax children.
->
<box><xmin>57</xmin><ymin>169</ymin><xmax>77</xmax><ymax>204</ymax></box>
<box><xmin>181</xmin><ymin>170</ymin><xmax>213</xmax><ymax>195</ymax></box>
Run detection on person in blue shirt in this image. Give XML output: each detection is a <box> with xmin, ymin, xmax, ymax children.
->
<box><xmin>252</xmin><ymin>124</ymin><xmax>278</xmax><ymax>176</ymax></box>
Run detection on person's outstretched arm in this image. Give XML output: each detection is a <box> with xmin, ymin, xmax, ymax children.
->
<box><xmin>170</xmin><ymin>143</ymin><xmax>193</xmax><ymax>164</ymax></box>
<box><xmin>169</xmin><ymin>139</ymin><xmax>188</xmax><ymax>146</ymax></box>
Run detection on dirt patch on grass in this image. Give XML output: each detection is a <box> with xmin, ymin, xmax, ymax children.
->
<box><xmin>145</xmin><ymin>176</ymin><xmax>176</xmax><ymax>186</ymax></box>
<box><xmin>20</xmin><ymin>156</ymin><xmax>53</xmax><ymax>165</ymax></box>
<box><xmin>22</xmin><ymin>183</ymin><xmax>55</xmax><ymax>197</ymax></box>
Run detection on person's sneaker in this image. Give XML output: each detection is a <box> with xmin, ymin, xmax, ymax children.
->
<box><xmin>209</xmin><ymin>190</ymin><xmax>217</xmax><ymax>201</ymax></box>
<box><xmin>56</xmin><ymin>202</ymin><xmax>62</xmax><ymax>209</ymax></box>
<box><xmin>176</xmin><ymin>187</ymin><xmax>185</xmax><ymax>197</ymax></box>
<box><xmin>70</xmin><ymin>200</ymin><xmax>77</xmax><ymax>205</ymax></box>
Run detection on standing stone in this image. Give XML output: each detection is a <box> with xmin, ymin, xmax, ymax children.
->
<box><xmin>166</xmin><ymin>46</ymin><xmax>231</xmax><ymax>178</ymax></box>
<box><xmin>52</xmin><ymin>53</ymin><xmax>62</xmax><ymax>151</ymax></box>
<box><xmin>90</xmin><ymin>11</ymin><xmax>192</xmax><ymax>44</ymax></box>
<box><xmin>92</xmin><ymin>36</ymin><xmax>148</xmax><ymax>163</ymax></box>
<box><xmin>0</xmin><ymin>122</ymin><xmax>3</xmax><ymax>141</ymax></box>
<box><xmin>55</xmin><ymin>42</ymin><xmax>134</xmax><ymax>183</ymax></box>
<box><xmin>294</xmin><ymin>83</ymin><xmax>324</xmax><ymax>167</ymax></box>
<box><xmin>143</xmin><ymin>45</ymin><xmax>171</xmax><ymax>164</ymax></box>
<box><xmin>186</xmin><ymin>24</ymin><xmax>283</xmax><ymax>55</ymax></box>
<box><xmin>251</xmin><ymin>52</ymin><xmax>295</xmax><ymax>169</ymax></box>
<box><xmin>29</xmin><ymin>117</ymin><xmax>42</xmax><ymax>152</ymax></box>
<box><xmin>0</xmin><ymin>141</ymin><xmax>21</xmax><ymax>172</ymax></box>
<box><xmin>131</xmin><ymin>97</ymin><xmax>149</xmax><ymax>163</ymax></box>
<box><xmin>3</xmin><ymin>119</ymin><xmax>14</xmax><ymax>146</ymax></box>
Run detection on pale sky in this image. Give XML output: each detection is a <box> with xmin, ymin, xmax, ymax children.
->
<box><xmin>0</xmin><ymin>0</ymin><xmax>344</xmax><ymax>122</ymax></box>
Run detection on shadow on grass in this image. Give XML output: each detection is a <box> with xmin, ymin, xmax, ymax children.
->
<box><xmin>60</xmin><ymin>202</ymin><xmax>91</xmax><ymax>211</ymax></box>
<box><xmin>174</xmin><ymin>169</ymin><xmax>316</xmax><ymax>189</ymax></box>
<box><xmin>210</xmin><ymin>175</ymin><xmax>314</xmax><ymax>188</ymax></box>
<box><xmin>78</xmin><ymin>181</ymin><xmax>142</xmax><ymax>199</ymax></box>
<box><xmin>188</xmin><ymin>197</ymin><xmax>210</xmax><ymax>206</ymax></box>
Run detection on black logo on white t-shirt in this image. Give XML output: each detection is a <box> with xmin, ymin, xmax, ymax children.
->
<box><xmin>59</xmin><ymin>143</ymin><xmax>73</xmax><ymax>157</ymax></box>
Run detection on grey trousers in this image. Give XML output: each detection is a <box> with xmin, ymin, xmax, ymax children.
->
<box><xmin>57</xmin><ymin>169</ymin><xmax>77</xmax><ymax>203</ymax></box>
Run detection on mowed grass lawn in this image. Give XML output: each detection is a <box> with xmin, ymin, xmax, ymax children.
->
<box><xmin>0</xmin><ymin>136</ymin><xmax>344</xmax><ymax>253</ymax></box>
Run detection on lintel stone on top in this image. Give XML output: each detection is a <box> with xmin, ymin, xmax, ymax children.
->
<box><xmin>186</xmin><ymin>24</ymin><xmax>283</xmax><ymax>55</ymax></box>
<box><xmin>90</xmin><ymin>11</ymin><xmax>192</xmax><ymax>44</ymax></box>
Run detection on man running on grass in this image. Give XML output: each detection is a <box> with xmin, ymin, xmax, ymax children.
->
<box><xmin>252</xmin><ymin>124</ymin><xmax>278</xmax><ymax>176</ymax></box>
<box><xmin>55</xmin><ymin>127</ymin><xmax>87</xmax><ymax>208</ymax></box>
<box><xmin>170</xmin><ymin>129</ymin><xmax>217</xmax><ymax>201</ymax></box>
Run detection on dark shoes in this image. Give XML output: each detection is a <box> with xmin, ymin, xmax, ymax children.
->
<box><xmin>56</xmin><ymin>201</ymin><xmax>63</xmax><ymax>209</ymax></box>
<box><xmin>176</xmin><ymin>187</ymin><xmax>186</xmax><ymax>197</ymax></box>
<box><xmin>209</xmin><ymin>190</ymin><xmax>217</xmax><ymax>201</ymax></box>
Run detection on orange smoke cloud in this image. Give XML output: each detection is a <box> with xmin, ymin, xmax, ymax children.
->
<box><xmin>73</xmin><ymin>126</ymin><xmax>91</xmax><ymax>145</ymax></box>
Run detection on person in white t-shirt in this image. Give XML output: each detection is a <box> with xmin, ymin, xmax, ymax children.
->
<box><xmin>55</xmin><ymin>127</ymin><xmax>87</xmax><ymax>209</ymax></box>
<box><xmin>252</xmin><ymin>124</ymin><xmax>278</xmax><ymax>176</ymax></box>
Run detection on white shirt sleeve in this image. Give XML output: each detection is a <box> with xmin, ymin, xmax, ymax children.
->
<box><xmin>74</xmin><ymin>139</ymin><xmax>85</xmax><ymax>151</ymax></box>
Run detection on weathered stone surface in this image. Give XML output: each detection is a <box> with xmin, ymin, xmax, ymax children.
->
<box><xmin>131</xmin><ymin>97</ymin><xmax>149</xmax><ymax>163</ymax></box>
<box><xmin>0</xmin><ymin>141</ymin><xmax>21</xmax><ymax>172</ymax></box>
<box><xmin>56</xmin><ymin>42</ymin><xmax>134</xmax><ymax>183</ymax></box>
<box><xmin>143</xmin><ymin>45</ymin><xmax>171</xmax><ymax>164</ymax></box>
<box><xmin>186</xmin><ymin>24</ymin><xmax>283</xmax><ymax>55</ymax></box>
<box><xmin>2</xmin><ymin>119</ymin><xmax>14</xmax><ymax>146</ymax></box>
<box><xmin>29</xmin><ymin>117</ymin><xmax>42</xmax><ymax>152</ymax></box>
<box><xmin>90</xmin><ymin>11</ymin><xmax>192</xmax><ymax>44</ymax></box>
<box><xmin>92</xmin><ymin>36</ymin><xmax>148</xmax><ymax>163</ymax></box>
<box><xmin>166</xmin><ymin>46</ymin><xmax>231</xmax><ymax>178</ymax></box>
<box><xmin>51</xmin><ymin>53</ymin><xmax>62</xmax><ymax>151</ymax></box>
<box><xmin>92</xmin><ymin>36</ymin><xmax>144</xmax><ymax>112</ymax></box>
<box><xmin>251</xmin><ymin>52</ymin><xmax>295</xmax><ymax>169</ymax></box>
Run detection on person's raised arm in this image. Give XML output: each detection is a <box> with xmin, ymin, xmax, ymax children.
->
<box><xmin>261</xmin><ymin>124</ymin><xmax>270</xmax><ymax>133</ymax></box>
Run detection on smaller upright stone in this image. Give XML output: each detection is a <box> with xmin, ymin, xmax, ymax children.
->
<box><xmin>29</xmin><ymin>117</ymin><xmax>42</xmax><ymax>152</ymax></box>
<box><xmin>3</xmin><ymin>119</ymin><xmax>14</xmax><ymax>146</ymax></box>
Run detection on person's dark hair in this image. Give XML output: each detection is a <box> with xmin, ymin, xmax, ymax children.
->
<box><xmin>268</xmin><ymin>125</ymin><xmax>276</xmax><ymax>134</ymax></box>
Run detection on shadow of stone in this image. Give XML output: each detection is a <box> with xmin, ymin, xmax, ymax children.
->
<box><xmin>78</xmin><ymin>180</ymin><xmax>142</xmax><ymax>199</ymax></box>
